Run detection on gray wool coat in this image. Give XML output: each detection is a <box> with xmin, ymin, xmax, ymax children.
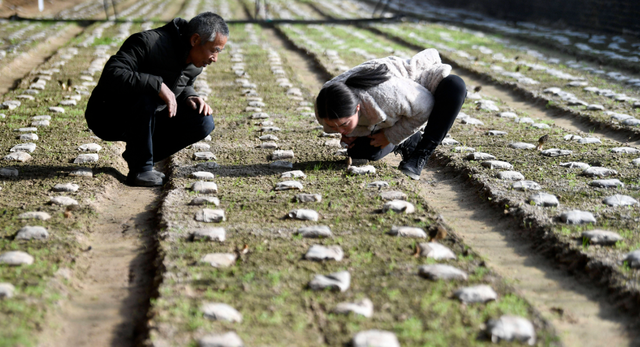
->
<box><xmin>316</xmin><ymin>48</ymin><xmax>452</xmax><ymax>145</ymax></box>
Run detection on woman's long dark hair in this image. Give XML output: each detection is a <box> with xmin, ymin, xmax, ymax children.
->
<box><xmin>316</xmin><ymin>64</ymin><xmax>390</xmax><ymax>120</ymax></box>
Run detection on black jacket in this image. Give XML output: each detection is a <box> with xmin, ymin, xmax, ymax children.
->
<box><xmin>86</xmin><ymin>18</ymin><xmax>201</xmax><ymax>117</ymax></box>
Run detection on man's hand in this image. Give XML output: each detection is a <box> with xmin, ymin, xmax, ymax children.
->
<box><xmin>341</xmin><ymin>135</ymin><xmax>357</xmax><ymax>149</ymax></box>
<box><xmin>187</xmin><ymin>96</ymin><xmax>212</xmax><ymax>116</ymax></box>
<box><xmin>368</xmin><ymin>132</ymin><xmax>390</xmax><ymax>148</ymax></box>
<box><xmin>159</xmin><ymin>83</ymin><xmax>177</xmax><ymax>118</ymax></box>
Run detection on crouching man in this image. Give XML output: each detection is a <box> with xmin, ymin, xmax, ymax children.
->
<box><xmin>85</xmin><ymin>12</ymin><xmax>228</xmax><ymax>186</ymax></box>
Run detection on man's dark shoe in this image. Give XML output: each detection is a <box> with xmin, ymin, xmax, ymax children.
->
<box><xmin>398</xmin><ymin>139</ymin><xmax>439</xmax><ymax>180</ymax></box>
<box><xmin>152</xmin><ymin>169</ymin><xmax>165</xmax><ymax>179</ymax></box>
<box><xmin>126</xmin><ymin>171</ymin><xmax>163</xmax><ymax>187</ymax></box>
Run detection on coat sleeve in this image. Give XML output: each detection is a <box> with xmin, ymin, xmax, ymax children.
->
<box><xmin>100</xmin><ymin>33</ymin><xmax>163</xmax><ymax>95</ymax></box>
<box><xmin>371</xmin><ymin>78</ymin><xmax>435</xmax><ymax>146</ymax></box>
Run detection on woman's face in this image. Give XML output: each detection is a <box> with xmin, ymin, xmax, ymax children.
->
<box><xmin>325</xmin><ymin>104</ymin><xmax>360</xmax><ymax>135</ymax></box>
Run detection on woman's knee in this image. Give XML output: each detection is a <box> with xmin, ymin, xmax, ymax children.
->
<box><xmin>437</xmin><ymin>75</ymin><xmax>467</xmax><ymax>101</ymax></box>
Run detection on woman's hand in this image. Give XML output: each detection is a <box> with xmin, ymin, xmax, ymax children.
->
<box><xmin>368</xmin><ymin>132</ymin><xmax>390</xmax><ymax>148</ymax></box>
<box><xmin>341</xmin><ymin>135</ymin><xmax>357</xmax><ymax>149</ymax></box>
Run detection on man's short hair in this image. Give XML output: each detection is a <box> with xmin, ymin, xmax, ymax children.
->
<box><xmin>187</xmin><ymin>12</ymin><xmax>229</xmax><ymax>44</ymax></box>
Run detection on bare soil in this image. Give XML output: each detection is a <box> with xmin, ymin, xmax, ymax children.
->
<box><xmin>0</xmin><ymin>0</ymin><xmax>89</xmax><ymax>17</ymax></box>
<box><xmin>39</xmin><ymin>181</ymin><xmax>160</xmax><ymax>347</ymax></box>
<box><xmin>0</xmin><ymin>23</ymin><xmax>84</xmax><ymax>95</ymax></box>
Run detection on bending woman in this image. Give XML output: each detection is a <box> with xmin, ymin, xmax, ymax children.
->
<box><xmin>315</xmin><ymin>48</ymin><xmax>466</xmax><ymax>180</ymax></box>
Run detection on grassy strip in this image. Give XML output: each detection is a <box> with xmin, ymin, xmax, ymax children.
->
<box><xmin>148</xmin><ymin>23</ymin><xmax>557</xmax><ymax>346</ymax></box>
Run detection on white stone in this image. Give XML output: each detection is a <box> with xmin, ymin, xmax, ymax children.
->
<box><xmin>251</xmin><ymin>112</ymin><xmax>269</xmax><ymax>119</ymax></box>
<box><xmin>383</xmin><ymin>200</ymin><xmax>415</xmax><ymax>214</ymax></box>
<box><xmin>487</xmin><ymin>130</ymin><xmax>507</xmax><ymax>136</ymax></box>
<box><xmin>560</xmin><ymin>210</ymin><xmax>596</xmax><ymax>224</ymax></box>
<box><xmin>191</xmin><ymin>171</ymin><xmax>214</xmax><ymax>180</ymax></box>
<box><xmin>10</xmin><ymin>143</ymin><xmax>36</xmax><ymax>153</ymax></box>
<box><xmin>333</xmin><ymin>298</ymin><xmax>373</xmax><ymax>318</ymax></box>
<box><xmin>305</xmin><ymin>245</ymin><xmax>343</xmax><ymax>261</ymax></box>
<box><xmin>418</xmin><ymin>264</ymin><xmax>467</xmax><ymax>281</ymax></box>
<box><xmin>583</xmin><ymin>167</ymin><xmax>617</xmax><ymax>177</ymax></box>
<box><xmin>497</xmin><ymin>171</ymin><xmax>524</xmax><ymax>180</ymax></box>
<box><xmin>70</xmin><ymin>168</ymin><xmax>93</xmax><ymax>177</ymax></box>
<box><xmin>192</xmin><ymin>142</ymin><xmax>210</xmax><ymax>151</ymax></box>
<box><xmin>20</xmin><ymin>133</ymin><xmax>38</xmax><ymax>141</ymax></box>
<box><xmin>0</xmin><ymin>100</ymin><xmax>20</xmax><ymax>110</ymax></box>
<box><xmin>324</xmin><ymin>139</ymin><xmax>342</xmax><ymax>147</ymax></box>
<box><xmin>271</xmin><ymin>150</ymin><xmax>294</xmax><ymax>160</ymax></box>
<box><xmin>632</xmin><ymin>158</ymin><xmax>640</xmax><ymax>167</ymax></box>
<box><xmin>49</xmin><ymin>106</ymin><xmax>65</xmax><ymax>113</ymax></box>
<box><xmin>190</xmin><ymin>197</ymin><xmax>220</xmax><ymax>206</ymax></box>
<box><xmin>481</xmin><ymin>160</ymin><xmax>513</xmax><ymax>169</ymax></box>
<box><xmin>367</xmin><ymin>181</ymin><xmax>389</xmax><ymax>188</ymax></box>
<box><xmin>487</xmin><ymin>316</ymin><xmax>536</xmax><ymax>345</ymax></box>
<box><xmin>53</xmin><ymin>183</ymin><xmax>79</xmax><ymax>192</ymax></box>
<box><xmin>541</xmin><ymin>149</ymin><xmax>572</xmax><ymax>157</ymax></box>
<box><xmin>201</xmin><ymin>303</ymin><xmax>242</xmax><ymax>322</ymax></box>
<box><xmin>347</xmin><ymin>165</ymin><xmax>376</xmax><ymax>175</ymax></box>
<box><xmin>258</xmin><ymin>142</ymin><xmax>278</xmax><ymax>149</ymax></box>
<box><xmin>276</xmin><ymin>180</ymin><xmax>303</xmax><ymax>191</ymax></box>
<box><xmin>0</xmin><ymin>251</ymin><xmax>33</xmax><ymax>266</ymax></box>
<box><xmin>78</xmin><ymin>143</ymin><xmax>101</xmax><ymax>152</ymax></box>
<box><xmin>623</xmin><ymin>250</ymin><xmax>640</xmax><ymax>268</ymax></box>
<box><xmin>466</xmin><ymin>152</ymin><xmax>496</xmax><ymax>160</ymax></box>
<box><xmin>295</xmin><ymin>193</ymin><xmax>322</xmax><ymax>203</ymax></box>
<box><xmin>50</xmin><ymin>196</ymin><xmax>78</xmax><ymax>206</ymax></box>
<box><xmin>528</xmin><ymin>193</ymin><xmax>559</xmax><ymax>207</ymax></box>
<box><xmin>516</xmin><ymin>117</ymin><xmax>534</xmax><ymax>124</ymax></box>
<box><xmin>261</xmin><ymin>126</ymin><xmax>280</xmax><ymax>132</ymax></box>
<box><xmin>4</xmin><ymin>152</ymin><xmax>31</xmax><ymax>162</ymax></box>
<box><xmin>195</xmin><ymin>209</ymin><xmax>226</xmax><ymax>223</ymax></box>
<box><xmin>59</xmin><ymin>99</ymin><xmax>77</xmax><ymax>106</ymax></box>
<box><xmin>582</xmin><ymin>230</ymin><xmax>622</xmax><ymax>245</ymax></box>
<box><xmin>280</xmin><ymin>170</ymin><xmax>305</xmax><ymax>179</ymax></box>
<box><xmin>193</xmin><ymin>152</ymin><xmax>216</xmax><ymax>161</ymax></box>
<box><xmin>297</xmin><ymin>226</ymin><xmax>332</xmax><ymax>238</ymax></box>
<box><xmin>200</xmin><ymin>253</ymin><xmax>236</xmax><ymax>268</ymax></box>
<box><xmin>531</xmin><ymin>123</ymin><xmax>550</xmax><ymax>129</ymax></box>
<box><xmin>379</xmin><ymin>191</ymin><xmax>407</xmax><ymax>201</ymax></box>
<box><xmin>611</xmin><ymin>147</ymin><xmax>640</xmax><ymax>154</ymax></box>
<box><xmin>259</xmin><ymin>134</ymin><xmax>278</xmax><ymax>141</ymax></box>
<box><xmin>578</xmin><ymin>137</ymin><xmax>601</xmax><ymax>144</ymax></box>
<box><xmin>352</xmin><ymin>330</ymin><xmax>399</xmax><ymax>347</ymax></box>
<box><xmin>454</xmin><ymin>146</ymin><xmax>475</xmax><ymax>153</ymax></box>
<box><xmin>454</xmin><ymin>285</ymin><xmax>498</xmax><ymax>303</ymax></box>
<box><xmin>388</xmin><ymin>226</ymin><xmax>426</xmax><ymax>238</ymax></box>
<box><xmin>587</xmin><ymin>104</ymin><xmax>605</xmax><ymax>111</ymax></box>
<box><xmin>191</xmin><ymin>181</ymin><xmax>218</xmax><ymax>194</ymax></box>
<box><xmin>560</xmin><ymin>162</ymin><xmax>590</xmax><ymax>169</ymax></box>
<box><xmin>74</xmin><ymin>153</ymin><xmax>98</xmax><ymax>164</ymax></box>
<box><xmin>309</xmin><ymin>271</ymin><xmax>350</xmax><ymax>292</ymax></box>
<box><xmin>441</xmin><ymin>138</ymin><xmax>460</xmax><ymax>145</ymax></box>
<box><xmin>603</xmin><ymin>194</ymin><xmax>638</xmax><ymax>207</ymax></box>
<box><xmin>0</xmin><ymin>167</ymin><xmax>18</xmax><ymax>177</ymax></box>
<box><xmin>462</xmin><ymin>117</ymin><xmax>484</xmax><ymax>125</ymax></box>
<box><xmin>590</xmin><ymin>179</ymin><xmax>624</xmax><ymax>188</ymax></box>
<box><xmin>0</xmin><ymin>283</ymin><xmax>15</xmax><ymax>299</ymax></box>
<box><xmin>192</xmin><ymin>227</ymin><xmax>225</xmax><ymax>241</ymax></box>
<box><xmin>31</xmin><ymin>120</ymin><xmax>49</xmax><ymax>127</ymax></box>
<box><xmin>511</xmin><ymin>180</ymin><xmax>541</xmax><ymax>191</ymax></box>
<box><xmin>16</xmin><ymin>127</ymin><xmax>37</xmax><ymax>132</ymax></box>
<box><xmin>288</xmin><ymin>209</ymin><xmax>319</xmax><ymax>221</ymax></box>
<box><xmin>498</xmin><ymin>111</ymin><xmax>518</xmax><ymax>119</ymax></box>
<box><xmin>31</xmin><ymin>115</ymin><xmax>50</xmax><ymax>121</ymax></box>
<box><xmin>17</xmin><ymin>211</ymin><xmax>50</xmax><ymax>220</ymax></box>
<box><xmin>15</xmin><ymin>226</ymin><xmax>49</xmax><ymax>240</ymax></box>
<box><xmin>198</xmin><ymin>332</ymin><xmax>244</xmax><ymax>347</ymax></box>
<box><xmin>419</xmin><ymin>242</ymin><xmax>456</xmax><ymax>260</ymax></box>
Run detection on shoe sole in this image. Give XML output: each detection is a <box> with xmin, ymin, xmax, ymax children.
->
<box><xmin>399</xmin><ymin>168</ymin><xmax>421</xmax><ymax>180</ymax></box>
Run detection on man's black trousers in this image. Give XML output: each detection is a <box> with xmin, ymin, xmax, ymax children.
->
<box><xmin>85</xmin><ymin>95</ymin><xmax>215</xmax><ymax>173</ymax></box>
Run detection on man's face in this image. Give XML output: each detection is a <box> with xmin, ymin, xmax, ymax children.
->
<box><xmin>186</xmin><ymin>33</ymin><xmax>227</xmax><ymax>68</ymax></box>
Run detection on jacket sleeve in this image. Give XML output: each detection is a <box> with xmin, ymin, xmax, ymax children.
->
<box><xmin>372</xmin><ymin>78</ymin><xmax>435</xmax><ymax>145</ymax></box>
<box><xmin>100</xmin><ymin>33</ymin><xmax>163</xmax><ymax>95</ymax></box>
<box><xmin>178</xmin><ymin>77</ymin><xmax>199</xmax><ymax>103</ymax></box>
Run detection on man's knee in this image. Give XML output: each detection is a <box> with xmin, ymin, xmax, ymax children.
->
<box><xmin>198</xmin><ymin>115</ymin><xmax>215</xmax><ymax>140</ymax></box>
